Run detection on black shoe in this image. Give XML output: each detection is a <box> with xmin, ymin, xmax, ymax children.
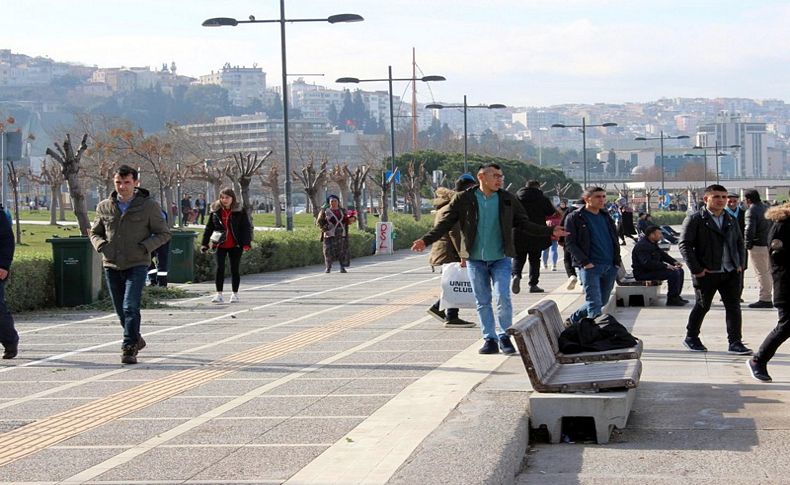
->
<box><xmin>444</xmin><ymin>318</ymin><xmax>476</xmax><ymax>328</ymax></box>
<box><xmin>748</xmin><ymin>301</ymin><xmax>773</xmax><ymax>309</ymax></box>
<box><xmin>2</xmin><ymin>343</ymin><xmax>18</xmax><ymax>359</ymax></box>
<box><xmin>339</xmin><ymin>267</ymin><xmax>347</xmax><ymax>273</ymax></box>
<box><xmin>479</xmin><ymin>338</ymin><xmax>500</xmax><ymax>354</ymax></box>
<box><xmin>529</xmin><ymin>285</ymin><xmax>545</xmax><ymax>293</ymax></box>
<box><xmin>511</xmin><ymin>276</ymin><xmax>521</xmax><ymax>294</ymax></box>
<box><xmin>746</xmin><ymin>358</ymin><xmax>772</xmax><ymax>382</ymax></box>
<box><xmin>325</xmin><ymin>267</ymin><xmax>331</xmax><ymax>273</ymax></box>
<box><xmin>499</xmin><ymin>335</ymin><xmax>516</xmax><ymax>354</ymax></box>
<box><xmin>121</xmin><ymin>346</ymin><xmax>138</xmax><ymax>365</ymax></box>
<box><xmin>680</xmin><ymin>297</ymin><xmax>690</xmax><ymax>304</ymax></box>
<box><xmin>728</xmin><ymin>342</ymin><xmax>753</xmax><ymax>355</ymax></box>
<box><xmin>427</xmin><ymin>305</ymin><xmax>446</xmax><ymax>322</ymax></box>
<box><xmin>683</xmin><ymin>337</ymin><xmax>707</xmax><ymax>352</ymax></box>
<box><xmin>666</xmin><ymin>297</ymin><xmax>688</xmax><ymax>307</ymax></box>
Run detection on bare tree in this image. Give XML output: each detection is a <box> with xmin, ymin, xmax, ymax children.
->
<box><xmin>259</xmin><ymin>164</ymin><xmax>282</xmax><ymax>227</ymax></box>
<box><xmin>344</xmin><ymin>164</ymin><xmax>371</xmax><ymax>229</ymax></box>
<box><xmin>293</xmin><ymin>156</ymin><xmax>328</xmax><ymax>218</ymax></box>
<box><xmin>108</xmin><ymin>127</ymin><xmax>173</xmax><ymax>207</ymax></box>
<box><xmin>188</xmin><ymin>158</ymin><xmax>232</xmax><ymax>202</ymax></box>
<box><xmin>231</xmin><ymin>150</ymin><xmax>272</xmax><ymax>220</ymax></box>
<box><xmin>329</xmin><ymin>164</ymin><xmax>350</xmax><ymax>207</ymax></box>
<box><xmin>5</xmin><ymin>161</ymin><xmax>22</xmax><ymax>243</ymax></box>
<box><xmin>28</xmin><ymin>161</ymin><xmax>63</xmax><ymax>225</ymax></box>
<box><xmin>401</xmin><ymin>159</ymin><xmax>427</xmax><ymax>221</ymax></box>
<box><xmin>367</xmin><ymin>164</ymin><xmax>395</xmax><ymax>223</ymax></box>
<box><xmin>45</xmin><ymin>134</ymin><xmax>91</xmax><ymax>235</ymax></box>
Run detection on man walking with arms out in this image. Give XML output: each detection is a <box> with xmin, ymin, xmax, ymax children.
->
<box><xmin>411</xmin><ymin>163</ymin><xmax>567</xmax><ymax>354</ymax></box>
<box><xmin>565</xmin><ymin>187</ymin><xmax>621</xmax><ymax>324</ymax></box>
<box><xmin>90</xmin><ymin>165</ymin><xmax>171</xmax><ymax>364</ymax></box>
<box><xmin>679</xmin><ymin>184</ymin><xmax>751</xmax><ymax>354</ymax></box>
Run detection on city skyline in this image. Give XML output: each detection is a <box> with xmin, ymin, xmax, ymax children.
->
<box><xmin>2</xmin><ymin>0</ymin><xmax>790</xmax><ymax>107</ymax></box>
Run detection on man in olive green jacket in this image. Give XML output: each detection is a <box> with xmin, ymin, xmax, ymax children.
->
<box><xmin>90</xmin><ymin>165</ymin><xmax>171</xmax><ymax>364</ymax></box>
<box><xmin>413</xmin><ymin>163</ymin><xmax>566</xmax><ymax>354</ymax></box>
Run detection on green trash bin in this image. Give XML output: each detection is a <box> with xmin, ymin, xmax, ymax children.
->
<box><xmin>46</xmin><ymin>236</ymin><xmax>103</xmax><ymax>307</ymax></box>
<box><xmin>168</xmin><ymin>231</ymin><xmax>198</xmax><ymax>283</ymax></box>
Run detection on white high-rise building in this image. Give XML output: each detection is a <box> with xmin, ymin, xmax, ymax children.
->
<box><xmin>697</xmin><ymin>111</ymin><xmax>771</xmax><ymax>178</ymax></box>
<box><xmin>198</xmin><ymin>64</ymin><xmax>267</xmax><ymax>107</ymax></box>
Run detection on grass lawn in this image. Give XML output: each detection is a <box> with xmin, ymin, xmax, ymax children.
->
<box><xmin>11</xmin><ymin>224</ymin><xmax>84</xmax><ymax>256</ymax></box>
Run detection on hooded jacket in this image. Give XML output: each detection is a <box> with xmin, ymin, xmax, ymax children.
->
<box><xmin>428</xmin><ymin>187</ymin><xmax>462</xmax><ymax>266</ymax></box>
<box><xmin>90</xmin><ymin>187</ymin><xmax>171</xmax><ymax>270</ymax></box>
<box><xmin>766</xmin><ymin>203</ymin><xmax>790</xmax><ymax>305</ymax></box>
<box><xmin>201</xmin><ymin>201</ymin><xmax>253</xmax><ymax>249</ymax></box>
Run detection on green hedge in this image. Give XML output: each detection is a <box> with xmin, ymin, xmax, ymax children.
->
<box><xmin>5</xmin><ymin>255</ymin><xmax>56</xmax><ymax>313</ymax></box>
<box><xmin>649</xmin><ymin>211</ymin><xmax>688</xmax><ymax>226</ymax></box>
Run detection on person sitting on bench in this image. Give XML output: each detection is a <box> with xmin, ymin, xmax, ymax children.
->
<box><xmin>632</xmin><ymin>225</ymin><xmax>688</xmax><ymax>306</ymax></box>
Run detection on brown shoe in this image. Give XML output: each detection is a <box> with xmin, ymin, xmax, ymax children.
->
<box><xmin>2</xmin><ymin>343</ymin><xmax>18</xmax><ymax>359</ymax></box>
<box><xmin>121</xmin><ymin>346</ymin><xmax>138</xmax><ymax>365</ymax></box>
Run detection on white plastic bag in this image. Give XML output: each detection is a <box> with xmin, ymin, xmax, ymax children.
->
<box><xmin>439</xmin><ymin>262</ymin><xmax>477</xmax><ymax>309</ymax></box>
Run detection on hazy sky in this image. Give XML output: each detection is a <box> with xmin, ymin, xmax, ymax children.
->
<box><xmin>3</xmin><ymin>0</ymin><xmax>789</xmax><ymax>107</ymax></box>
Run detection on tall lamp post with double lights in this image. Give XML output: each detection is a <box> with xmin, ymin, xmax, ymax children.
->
<box><xmin>336</xmin><ymin>68</ymin><xmax>445</xmax><ymax>211</ymax></box>
<box><xmin>551</xmin><ymin>117</ymin><xmax>617</xmax><ymax>188</ymax></box>
<box><xmin>425</xmin><ymin>96</ymin><xmax>506</xmax><ymax>172</ymax></box>
<box><xmin>635</xmin><ymin>131</ymin><xmax>690</xmax><ymax>200</ymax></box>
<box><xmin>202</xmin><ymin>4</ymin><xmax>363</xmax><ymax>231</ymax></box>
<box><xmin>691</xmin><ymin>142</ymin><xmax>741</xmax><ymax>185</ymax></box>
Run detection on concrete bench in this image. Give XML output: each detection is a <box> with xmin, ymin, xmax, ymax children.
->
<box><xmin>528</xmin><ymin>299</ymin><xmax>643</xmax><ymax>363</ymax></box>
<box><xmin>615</xmin><ymin>274</ymin><xmax>662</xmax><ymax>307</ymax></box>
<box><xmin>507</xmin><ymin>315</ymin><xmax>642</xmax><ymax>393</ymax></box>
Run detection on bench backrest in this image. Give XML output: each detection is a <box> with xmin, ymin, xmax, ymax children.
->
<box><xmin>527</xmin><ymin>300</ymin><xmax>565</xmax><ymax>353</ymax></box>
<box><xmin>507</xmin><ymin>314</ymin><xmax>557</xmax><ymax>386</ymax></box>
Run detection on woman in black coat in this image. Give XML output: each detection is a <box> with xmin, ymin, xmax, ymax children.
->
<box><xmin>200</xmin><ymin>188</ymin><xmax>253</xmax><ymax>304</ymax></box>
<box><xmin>748</xmin><ymin>202</ymin><xmax>790</xmax><ymax>382</ymax></box>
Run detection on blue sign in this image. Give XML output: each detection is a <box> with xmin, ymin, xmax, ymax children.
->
<box><xmin>385</xmin><ymin>170</ymin><xmax>401</xmax><ymax>185</ymax></box>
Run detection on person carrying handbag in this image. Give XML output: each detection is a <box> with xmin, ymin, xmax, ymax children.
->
<box><xmin>200</xmin><ymin>188</ymin><xmax>252</xmax><ymax>303</ymax></box>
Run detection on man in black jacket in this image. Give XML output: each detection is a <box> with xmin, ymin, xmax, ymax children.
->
<box><xmin>412</xmin><ymin>163</ymin><xmax>566</xmax><ymax>355</ymax></box>
<box><xmin>679</xmin><ymin>184</ymin><xmax>750</xmax><ymax>354</ymax></box>
<box><xmin>0</xmin><ymin>209</ymin><xmax>18</xmax><ymax>359</ymax></box>
<box><xmin>632</xmin><ymin>225</ymin><xmax>687</xmax><ymax>306</ymax></box>
<box><xmin>744</xmin><ymin>189</ymin><xmax>773</xmax><ymax>308</ymax></box>
<box><xmin>511</xmin><ymin>180</ymin><xmax>556</xmax><ymax>294</ymax></box>
<box><xmin>747</xmin><ymin>202</ymin><xmax>790</xmax><ymax>381</ymax></box>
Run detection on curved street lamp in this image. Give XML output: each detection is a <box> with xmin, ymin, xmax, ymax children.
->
<box><xmin>202</xmin><ymin>4</ymin><xmax>363</xmax><ymax>230</ymax></box>
<box><xmin>634</xmin><ymin>131</ymin><xmax>690</xmax><ymax>201</ymax></box>
<box><xmin>425</xmin><ymin>96</ymin><xmax>506</xmax><ymax>172</ymax></box>
<box><xmin>551</xmin><ymin>118</ymin><xmax>618</xmax><ymax>188</ymax></box>
<box><xmin>337</xmin><ymin>68</ymin><xmax>445</xmax><ymax>216</ymax></box>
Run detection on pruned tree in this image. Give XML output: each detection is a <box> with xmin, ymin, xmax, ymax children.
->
<box><xmin>108</xmin><ymin>127</ymin><xmax>173</xmax><ymax>207</ymax></box>
<box><xmin>28</xmin><ymin>161</ymin><xmax>63</xmax><ymax>225</ymax></box>
<box><xmin>401</xmin><ymin>159</ymin><xmax>427</xmax><ymax>221</ymax></box>
<box><xmin>45</xmin><ymin>134</ymin><xmax>91</xmax><ymax>236</ymax></box>
<box><xmin>232</xmin><ymin>150</ymin><xmax>272</xmax><ymax>220</ymax></box>
<box><xmin>329</xmin><ymin>164</ymin><xmax>351</xmax><ymax>208</ymax></box>
<box><xmin>293</xmin><ymin>156</ymin><xmax>328</xmax><ymax>218</ymax></box>
<box><xmin>259</xmin><ymin>164</ymin><xmax>282</xmax><ymax>228</ymax></box>
<box><xmin>188</xmin><ymin>158</ymin><xmax>232</xmax><ymax>202</ymax></box>
<box><xmin>367</xmin><ymin>164</ymin><xmax>395</xmax><ymax>223</ymax></box>
<box><xmin>345</xmin><ymin>164</ymin><xmax>371</xmax><ymax>229</ymax></box>
<box><xmin>5</xmin><ymin>160</ymin><xmax>22</xmax><ymax>243</ymax></box>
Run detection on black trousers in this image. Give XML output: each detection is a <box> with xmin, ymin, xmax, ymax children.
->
<box><xmin>636</xmin><ymin>268</ymin><xmax>684</xmax><ymax>299</ymax></box>
<box><xmin>512</xmin><ymin>247</ymin><xmax>542</xmax><ymax>286</ymax></box>
<box><xmin>686</xmin><ymin>271</ymin><xmax>743</xmax><ymax>344</ymax></box>
<box><xmin>0</xmin><ymin>280</ymin><xmax>18</xmax><ymax>348</ymax></box>
<box><xmin>215</xmin><ymin>247</ymin><xmax>243</xmax><ymax>293</ymax></box>
<box><xmin>755</xmin><ymin>305</ymin><xmax>790</xmax><ymax>364</ymax></box>
<box><xmin>562</xmin><ymin>246</ymin><xmax>576</xmax><ymax>278</ymax></box>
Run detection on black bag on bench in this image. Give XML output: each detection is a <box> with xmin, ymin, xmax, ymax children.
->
<box><xmin>558</xmin><ymin>314</ymin><xmax>639</xmax><ymax>354</ymax></box>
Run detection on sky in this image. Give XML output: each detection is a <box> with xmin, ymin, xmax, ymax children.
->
<box><xmin>3</xmin><ymin>0</ymin><xmax>790</xmax><ymax>107</ymax></box>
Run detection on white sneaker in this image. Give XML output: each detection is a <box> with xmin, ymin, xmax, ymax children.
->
<box><xmin>229</xmin><ymin>293</ymin><xmax>240</xmax><ymax>303</ymax></box>
<box><xmin>566</xmin><ymin>275</ymin><xmax>578</xmax><ymax>290</ymax></box>
<box><xmin>211</xmin><ymin>293</ymin><xmax>224</xmax><ymax>303</ymax></box>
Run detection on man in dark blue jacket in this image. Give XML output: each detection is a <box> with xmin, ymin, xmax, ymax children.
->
<box><xmin>632</xmin><ymin>225</ymin><xmax>687</xmax><ymax>306</ymax></box>
<box><xmin>565</xmin><ymin>187</ymin><xmax>621</xmax><ymax>324</ymax></box>
<box><xmin>0</xmin><ymin>207</ymin><xmax>18</xmax><ymax>359</ymax></box>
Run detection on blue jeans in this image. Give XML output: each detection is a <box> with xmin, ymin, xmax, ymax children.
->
<box><xmin>0</xmin><ymin>279</ymin><xmax>18</xmax><ymax>347</ymax></box>
<box><xmin>105</xmin><ymin>265</ymin><xmax>148</xmax><ymax>348</ymax></box>
<box><xmin>542</xmin><ymin>241</ymin><xmax>559</xmax><ymax>266</ymax></box>
<box><xmin>467</xmin><ymin>258</ymin><xmax>513</xmax><ymax>340</ymax></box>
<box><xmin>570</xmin><ymin>263</ymin><xmax>618</xmax><ymax>323</ymax></box>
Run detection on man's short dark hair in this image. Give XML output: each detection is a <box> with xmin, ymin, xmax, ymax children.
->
<box><xmin>527</xmin><ymin>180</ymin><xmax>541</xmax><ymax>189</ymax></box>
<box><xmin>115</xmin><ymin>164</ymin><xmax>138</xmax><ymax>181</ymax></box>
<box><xmin>582</xmin><ymin>186</ymin><xmax>606</xmax><ymax>198</ymax></box>
<box><xmin>644</xmin><ymin>225</ymin><xmax>661</xmax><ymax>237</ymax></box>
<box><xmin>477</xmin><ymin>162</ymin><xmax>501</xmax><ymax>173</ymax></box>
<box><xmin>704</xmin><ymin>184</ymin><xmax>727</xmax><ymax>194</ymax></box>
<box><xmin>744</xmin><ymin>189</ymin><xmax>761</xmax><ymax>203</ymax></box>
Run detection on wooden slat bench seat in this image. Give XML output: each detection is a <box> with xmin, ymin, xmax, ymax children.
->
<box><xmin>528</xmin><ymin>299</ymin><xmax>643</xmax><ymax>363</ymax></box>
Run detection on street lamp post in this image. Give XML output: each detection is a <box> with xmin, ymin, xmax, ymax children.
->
<box><xmin>425</xmin><ymin>96</ymin><xmax>506</xmax><ymax>173</ymax></box>
<box><xmin>691</xmin><ymin>142</ymin><xmax>741</xmax><ymax>184</ymax></box>
<box><xmin>635</xmin><ymin>131</ymin><xmax>690</xmax><ymax>205</ymax></box>
<box><xmin>551</xmin><ymin>117</ymin><xmax>617</xmax><ymax>188</ymax></box>
<box><xmin>202</xmin><ymin>4</ymin><xmax>363</xmax><ymax>231</ymax></box>
<box><xmin>337</xmin><ymin>68</ymin><xmax>445</xmax><ymax>212</ymax></box>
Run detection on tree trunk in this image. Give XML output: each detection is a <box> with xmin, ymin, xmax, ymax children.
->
<box><xmin>7</xmin><ymin>161</ymin><xmax>22</xmax><ymax>243</ymax></box>
<box><xmin>353</xmin><ymin>192</ymin><xmax>364</xmax><ymax>229</ymax></box>
<box><xmin>49</xmin><ymin>186</ymin><xmax>58</xmax><ymax>225</ymax></box>
<box><xmin>57</xmin><ymin>190</ymin><xmax>65</xmax><ymax>221</ymax></box>
<box><xmin>62</xmin><ymin>171</ymin><xmax>90</xmax><ymax>236</ymax></box>
<box><xmin>239</xmin><ymin>178</ymin><xmax>253</xmax><ymax>224</ymax></box>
